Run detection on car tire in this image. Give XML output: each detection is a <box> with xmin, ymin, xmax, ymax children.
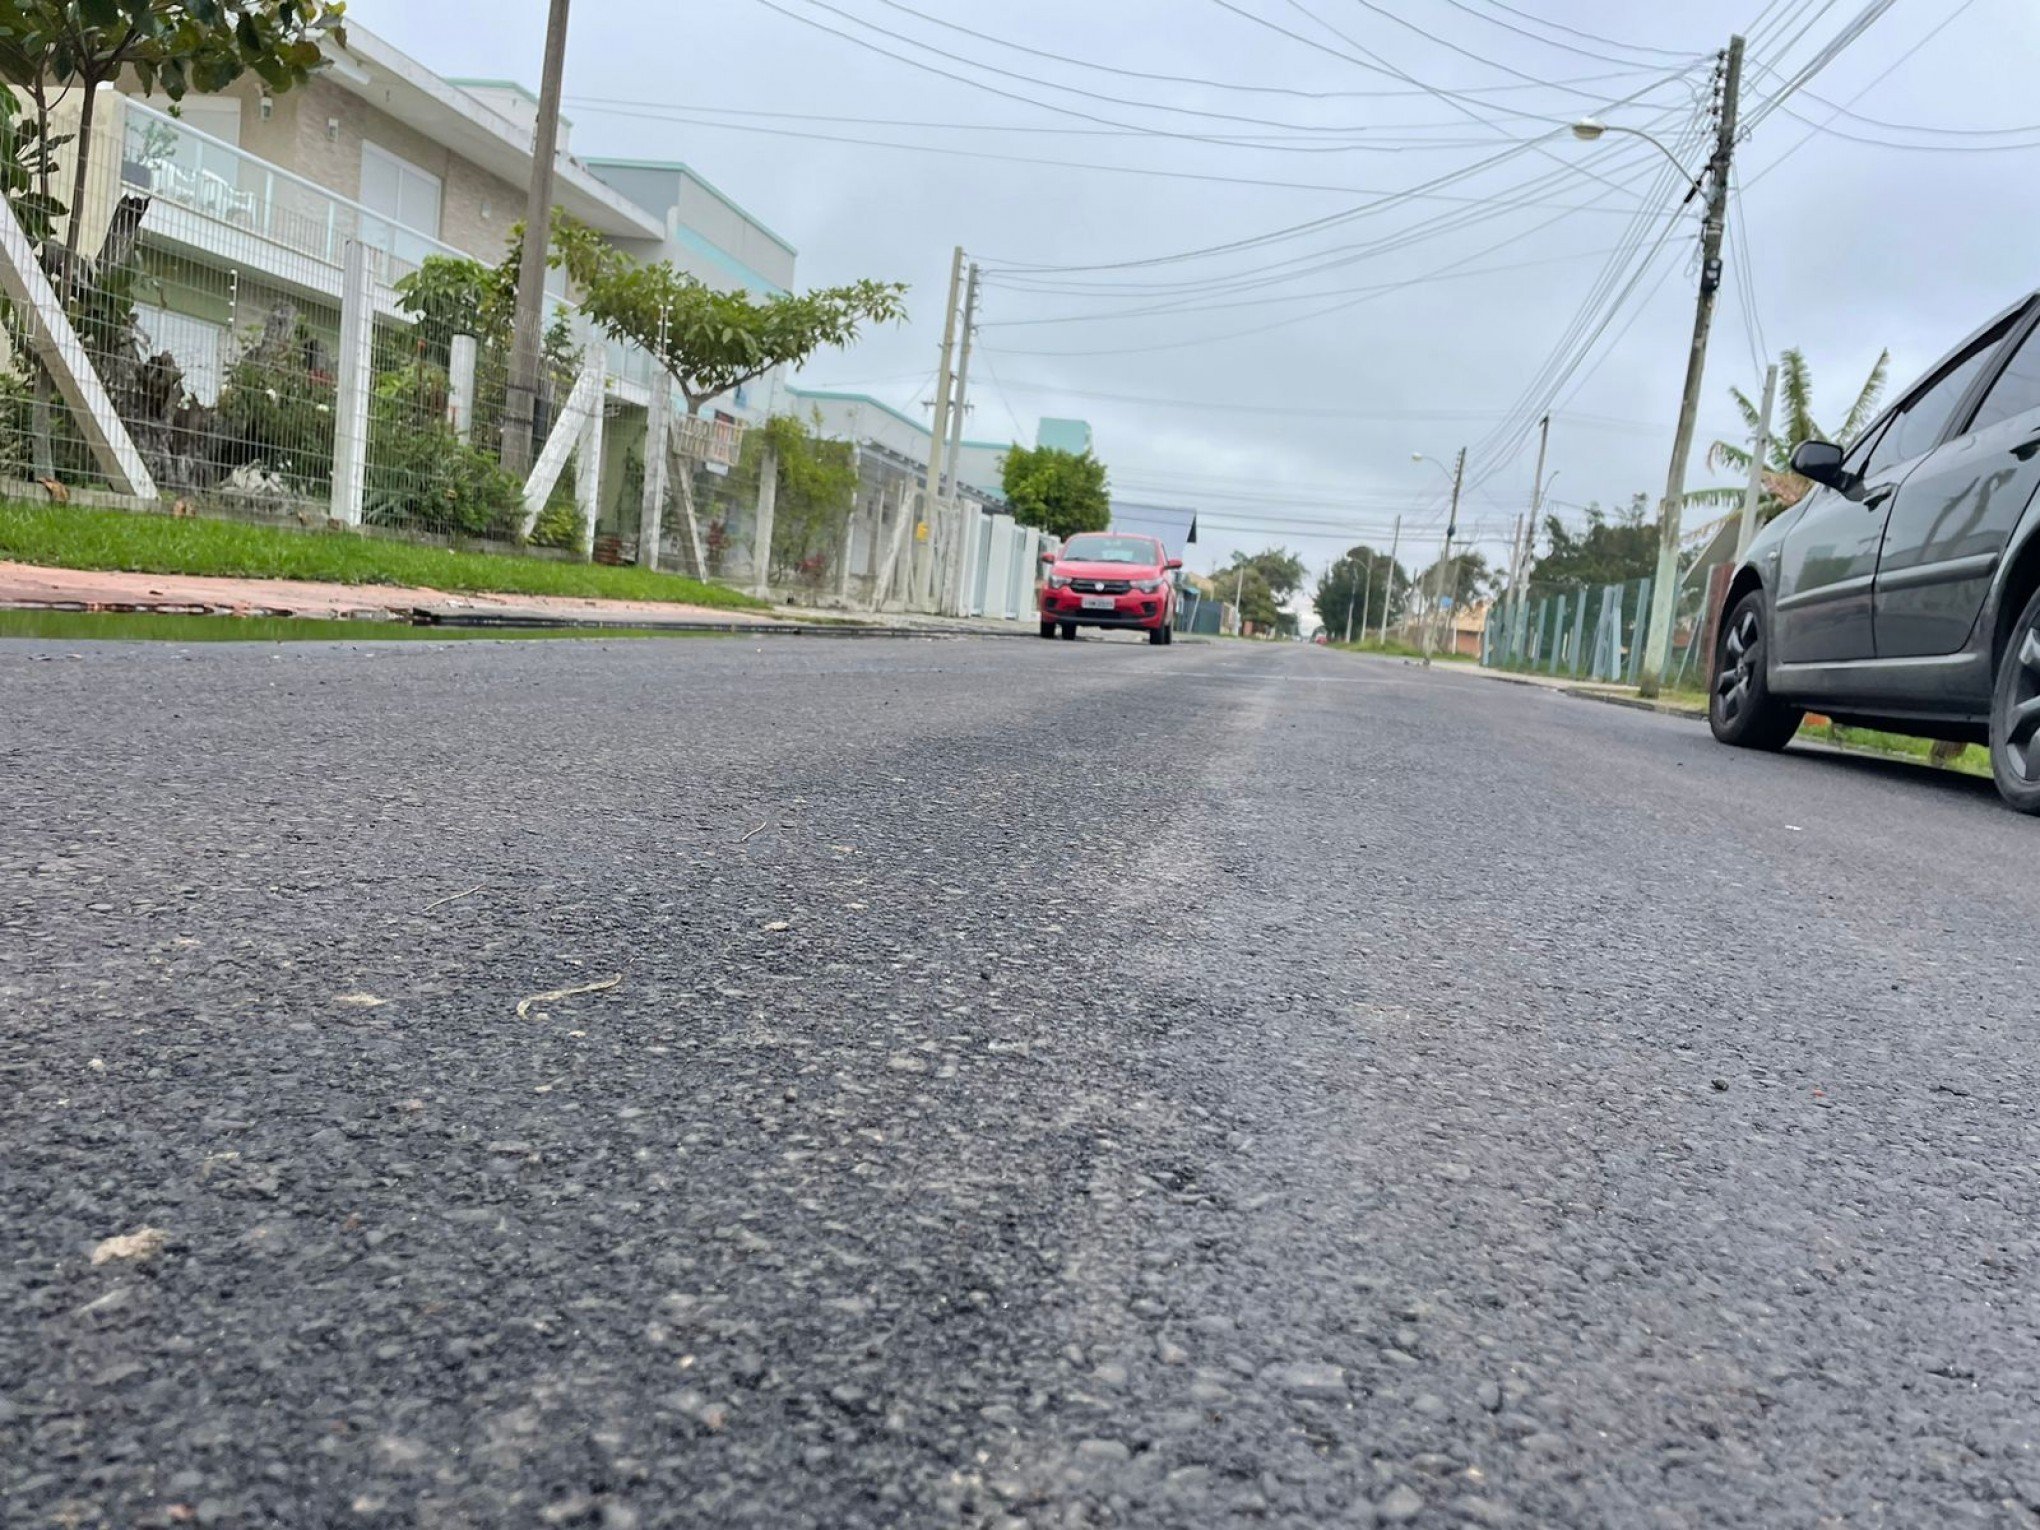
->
<box><xmin>1039</xmin><ymin>619</ymin><xmax>1057</xmax><ymax>639</ymax></box>
<box><xmin>1060</xmin><ymin>623</ymin><xmax>1077</xmax><ymax>641</ymax></box>
<box><xmin>1710</xmin><ymin>591</ymin><xmax>1802</xmax><ymax>751</ymax></box>
<box><xmin>1989</xmin><ymin>584</ymin><xmax>2040</xmax><ymax>813</ymax></box>
<box><xmin>1161</xmin><ymin>623</ymin><xmax>1174</xmax><ymax>646</ymax></box>
<box><xmin>1147</xmin><ymin>624</ymin><xmax>1167</xmax><ymax>646</ymax></box>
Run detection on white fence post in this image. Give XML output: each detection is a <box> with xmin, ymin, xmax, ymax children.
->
<box><xmin>0</xmin><ymin>191</ymin><xmax>158</xmax><ymax>501</ymax></box>
<box><xmin>330</xmin><ymin>239</ymin><xmax>375</xmax><ymax>526</ymax></box>
<box><xmin>641</xmin><ymin>370</ymin><xmax>671</xmax><ymax>570</ymax></box>
<box><xmin>447</xmin><ymin>334</ymin><xmax>477</xmax><ymax>443</ymax></box>
<box><xmin>576</xmin><ymin>355</ymin><xmax>605</xmax><ymax>562</ymax></box>
<box><xmin>751</xmin><ymin>437</ymin><xmax>780</xmax><ymax>598</ymax></box>
<box><xmin>519</xmin><ymin>352</ymin><xmax>603</xmax><ymax>539</ymax></box>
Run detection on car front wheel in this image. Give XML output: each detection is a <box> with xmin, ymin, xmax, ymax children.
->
<box><xmin>1710</xmin><ymin>591</ymin><xmax>1802</xmax><ymax>751</ymax></box>
<box><xmin>1039</xmin><ymin>618</ymin><xmax>1057</xmax><ymax>639</ymax></box>
<box><xmin>1989</xmin><ymin>584</ymin><xmax>2040</xmax><ymax>813</ymax></box>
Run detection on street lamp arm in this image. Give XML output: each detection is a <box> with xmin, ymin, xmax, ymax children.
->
<box><xmin>1571</xmin><ymin>119</ymin><xmax>1704</xmax><ymax>200</ymax></box>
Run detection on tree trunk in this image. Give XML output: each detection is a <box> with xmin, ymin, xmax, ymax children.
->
<box><xmin>64</xmin><ymin>78</ymin><xmax>102</xmax><ymax>283</ymax></box>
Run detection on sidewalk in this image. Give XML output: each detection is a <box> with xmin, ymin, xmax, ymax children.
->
<box><xmin>0</xmin><ymin>560</ymin><xmax>1030</xmax><ymax>637</ymax></box>
<box><xmin>1417</xmin><ymin>653</ymin><xmax>1709</xmax><ymax>720</ymax></box>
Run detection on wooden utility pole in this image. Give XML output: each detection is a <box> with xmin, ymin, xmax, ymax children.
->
<box><xmin>1638</xmin><ymin>34</ymin><xmax>1744</xmax><ymax>697</ymax></box>
<box><xmin>501</xmin><ymin>0</ymin><xmax>573</xmax><ymax>475</ymax></box>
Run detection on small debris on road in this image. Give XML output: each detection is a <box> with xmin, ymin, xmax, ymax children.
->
<box><xmin>90</xmin><ymin>1227</ymin><xmax>167</xmax><ymax>1265</ymax></box>
<box><xmin>515</xmin><ymin>974</ymin><xmax>622</xmax><ymax>1019</ymax></box>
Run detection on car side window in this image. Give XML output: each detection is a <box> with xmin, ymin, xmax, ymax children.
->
<box><xmin>1868</xmin><ymin>326</ymin><xmax>2012</xmax><ymax>474</ymax></box>
<box><xmin>1967</xmin><ymin>321</ymin><xmax>2040</xmax><ymax>435</ymax></box>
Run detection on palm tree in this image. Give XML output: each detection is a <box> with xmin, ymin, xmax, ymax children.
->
<box><xmin>1691</xmin><ymin>347</ymin><xmax>1890</xmax><ymax>518</ymax></box>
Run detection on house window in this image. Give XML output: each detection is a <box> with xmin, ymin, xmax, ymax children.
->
<box><xmin>358</xmin><ymin>142</ymin><xmax>442</xmax><ymax>270</ymax></box>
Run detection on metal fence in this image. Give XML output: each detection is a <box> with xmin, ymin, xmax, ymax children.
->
<box><xmin>1483</xmin><ymin>567</ymin><xmax>1723</xmax><ymax>690</ymax></box>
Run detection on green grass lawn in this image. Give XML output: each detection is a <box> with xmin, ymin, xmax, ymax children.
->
<box><xmin>1331</xmin><ymin>637</ymin><xmax>1476</xmax><ymax>663</ymax></box>
<box><xmin>0</xmin><ymin>501</ymin><xmax>768</xmax><ymax>611</ymax></box>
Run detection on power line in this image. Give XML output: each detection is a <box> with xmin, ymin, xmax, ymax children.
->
<box><xmin>760</xmin><ymin>0</ymin><xmax>1460</xmax><ymax>141</ymax></box>
<box><xmin>1469</xmin><ymin>1</ymin><xmax>1704</xmax><ymax>63</ymax></box>
<box><xmin>856</xmin><ymin>0</ymin><xmax>1667</xmax><ymax>102</ymax></box>
<box><xmin>1745</xmin><ymin>0</ymin><xmax>1977</xmax><ymax>184</ymax></box>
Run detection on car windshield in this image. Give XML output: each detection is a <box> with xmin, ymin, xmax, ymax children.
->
<box><xmin>1060</xmin><ymin>535</ymin><xmax>1157</xmax><ymax>565</ymax></box>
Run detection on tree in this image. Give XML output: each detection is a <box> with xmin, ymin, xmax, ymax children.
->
<box><xmin>1313</xmin><ymin>543</ymin><xmax>1406</xmax><ymax>638</ymax></box>
<box><xmin>1526</xmin><ymin>494</ymin><xmax>1657</xmax><ymax>590</ymax></box>
<box><xmin>1220</xmin><ymin>546</ymin><xmax>1305</xmax><ymax>636</ymax></box>
<box><xmin>1001</xmin><ymin>443</ymin><xmax>1109</xmax><ymax>540</ymax></box>
<box><xmin>395</xmin><ymin>216</ymin><xmax>907</xmax><ymax>418</ymax></box>
<box><xmin>735</xmin><ymin>412</ymin><xmax>858</xmax><ymax>584</ymax></box>
<box><xmin>0</xmin><ymin>0</ymin><xmax>345</xmax><ymax>272</ymax></box>
<box><xmin>1414</xmin><ymin>547</ymin><xmax>1493</xmax><ymax>608</ymax></box>
<box><xmin>1695</xmin><ymin>346</ymin><xmax>1889</xmax><ymax>520</ymax></box>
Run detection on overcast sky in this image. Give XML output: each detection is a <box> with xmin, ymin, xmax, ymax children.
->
<box><xmin>353</xmin><ymin>0</ymin><xmax>2040</xmax><ymax>589</ymax></box>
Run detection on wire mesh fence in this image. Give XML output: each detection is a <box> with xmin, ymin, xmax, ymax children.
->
<box><xmin>1484</xmin><ymin>567</ymin><xmax>1724</xmax><ymax>690</ymax></box>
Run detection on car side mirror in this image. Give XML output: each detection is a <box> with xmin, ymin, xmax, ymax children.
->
<box><xmin>1039</xmin><ymin>549</ymin><xmax>1056</xmax><ymax>563</ymax></box>
<box><xmin>1789</xmin><ymin>439</ymin><xmax>1849</xmax><ymax>490</ymax></box>
<box><xmin>1166</xmin><ymin>558</ymin><xmax>1183</xmax><ymax>571</ymax></box>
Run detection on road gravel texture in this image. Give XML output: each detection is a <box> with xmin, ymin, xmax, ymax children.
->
<box><xmin>3</xmin><ymin>633</ymin><xmax>2037</xmax><ymax>1529</ymax></box>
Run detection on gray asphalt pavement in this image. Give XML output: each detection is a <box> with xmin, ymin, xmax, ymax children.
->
<box><xmin>5</xmin><ymin>631</ymin><xmax>2037</xmax><ymax>1529</ymax></box>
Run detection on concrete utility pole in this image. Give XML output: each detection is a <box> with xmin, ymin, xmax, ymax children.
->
<box><xmin>1734</xmin><ymin>361</ymin><xmax>1779</xmax><ymax>565</ymax></box>
<box><xmin>941</xmin><ymin>261</ymin><xmax>981</xmax><ymax>616</ymax></box>
<box><xmin>921</xmin><ymin>246</ymin><xmax>964</xmax><ymax>609</ymax></box>
<box><xmin>500</xmin><ymin>0</ymin><xmax>573</xmax><ymax>475</ymax></box>
<box><xmin>1234</xmin><ymin>564</ymin><xmax>1246</xmax><ymax>635</ymax></box>
<box><xmin>1379</xmin><ymin>514</ymin><xmax>1400</xmax><ymax>646</ymax></box>
<box><xmin>1638</xmin><ymin>34</ymin><xmax>1744</xmax><ymax>698</ymax></box>
<box><xmin>1516</xmin><ymin>412</ymin><xmax>1549</xmax><ymax>620</ymax></box>
<box><xmin>1356</xmin><ymin>551</ymin><xmax>1373</xmax><ymax>644</ymax></box>
<box><xmin>1421</xmin><ymin>448</ymin><xmax>1465</xmax><ymax>668</ymax></box>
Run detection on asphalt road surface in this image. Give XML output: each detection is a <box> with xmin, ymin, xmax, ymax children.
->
<box><xmin>5</xmin><ymin>631</ymin><xmax>2037</xmax><ymax>1530</ymax></box>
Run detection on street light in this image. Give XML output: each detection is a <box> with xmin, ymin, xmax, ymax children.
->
<box><xmin>1567</xmin><ymin>34</ymin><xmax>1744</xmax><ymax>697</ymax></box>
<box><xmin>1569</xmin><ymin>118</ymin><xmax>1704</xmax><ymax>199</ymax></box>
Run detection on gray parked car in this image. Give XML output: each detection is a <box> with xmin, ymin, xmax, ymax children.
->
<box><xmin>1714</xmin><ymin>290</ymin><xmax>2040</xmax><ymax>812</ymax></box>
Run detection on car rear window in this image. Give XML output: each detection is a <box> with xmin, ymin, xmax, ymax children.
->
<box><xmin>1061</xmin><ymin>535</ymin><xmax>1158</xmax><ymax>564</ymax></box>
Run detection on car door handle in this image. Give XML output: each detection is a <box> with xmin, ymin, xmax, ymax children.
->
<box><xmin>1862</xmin><ymin>483</ymin><xmax>1897</xmax><ymax>510</ymax></box>
<box><xmin>2013</xmin><ymin>431</ymin><xmax>2040</xmax><ymax>462</ymax></box>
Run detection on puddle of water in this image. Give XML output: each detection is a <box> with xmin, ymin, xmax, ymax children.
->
<box><xmin>0</xmin><ymin>610</ymin><xmax>722</xmax><ymax>644</ymax></box>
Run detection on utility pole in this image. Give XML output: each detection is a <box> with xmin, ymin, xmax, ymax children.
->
<box><xmin>1379</xmin><ymin>514</ymin><xmax>1401</xmax><ymax>646</ymax></box>
<box><xmin>500</xmin><ymin>0</ymin><xmax>573</xmax><ymax>475</ymax></box>
<box><xmin>1517</xmin><ymin>412</ymin><xmax>1549</xmax><ymax>620</ymax></box>
<box><xmin>1734</xmin><ymin>361</ymin><xmax>1778</xmax><ymax>565</ymax></box>
<box><xmin>921</xmin><ymin>246</ymin><xmax>964</xmax><ymax>609</ymax></box>
<box><xmin>1356</xmin><ymin>551</ymin><xmax>1373</xmax><ymax>644</ymax></box>
<box><xmin>941</xmin><ymin>261</ymin><xmax>981</xmax><ymax>616</ymax></box>
<box><xmin>1234</xmin><ymin>564</ymin><xmax>1246</xmax><ymax>636</ymax></box>
<box><xmin>1421</xmin><ymin>448</ymin><xmax>1465</xmax><ymax>668</ymax></box>
<box><xmin>1638</xmin><ymin>34</ymin><xmax>1744</xmax><ymax>697</ymax></box>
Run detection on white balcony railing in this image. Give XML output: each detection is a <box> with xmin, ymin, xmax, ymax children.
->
<box><xmin>115</xmin><ymin>99</ymin><xmax>665</xmax><ymax>398</ymax></box>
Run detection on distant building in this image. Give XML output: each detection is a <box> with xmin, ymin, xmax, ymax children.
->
<box><xmin>1036</xmin><ymin>417</ymin><xmax>1093</xmax><ymax>455</ymax></box>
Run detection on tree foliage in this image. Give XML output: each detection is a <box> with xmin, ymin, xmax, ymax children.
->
<box><xmin>1312</xmin><ymin>543</ymin><xmax>1406</xmax><ymax>636</ymax></box>
<box><xmin>738</xmin><ymin>412</ymin><xmax>859</xmax><ymax>583</ymax></box>
<box><xmin>1696</xmin><ymin>346</ymin><xmax>1890</xmax><ymax>518</ymax></box>
<box><xmin>1414</xmin><ymin>548</ymin><xmax>1494</xmax><ymax>608</ymax></box>
<box><xmin>393</xmin><ymin>214</ymin><xmax>906</xmax><ymax>417</ymax></box>
<box><xmin>1001</xmin><ymin>443</ymin><xmax>1110</xmax><ymax>540</ymax></box>
<box><xmin>1220</xmin><ymin>546</ymin><xmax>1306</xmax><ymax>635</ymax></box>
<box><xmin>1526</xmin><ymin>494</ymin><xmax>1657</xmax><ymax>590</ymax></box>
<box><xmin>0</xmin><ymin>0</ymin><xmax>345</xmax><ymax>265</ymax></box>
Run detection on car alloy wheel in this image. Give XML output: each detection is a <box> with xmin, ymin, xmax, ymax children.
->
<box><xmin>1708</xmin><ymin>591</ymin><xmax>1801</xmax><ymax>751</ymax></box>
<box><xmin>1989</xmin><ymin>585</ymin><xmax>2040</xmax><ymax>812</ymax></box>
<box><xmin>1714</xmin><ymin>605</ymin><xmax>1760</xmax><ymax>727</ymax></box>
